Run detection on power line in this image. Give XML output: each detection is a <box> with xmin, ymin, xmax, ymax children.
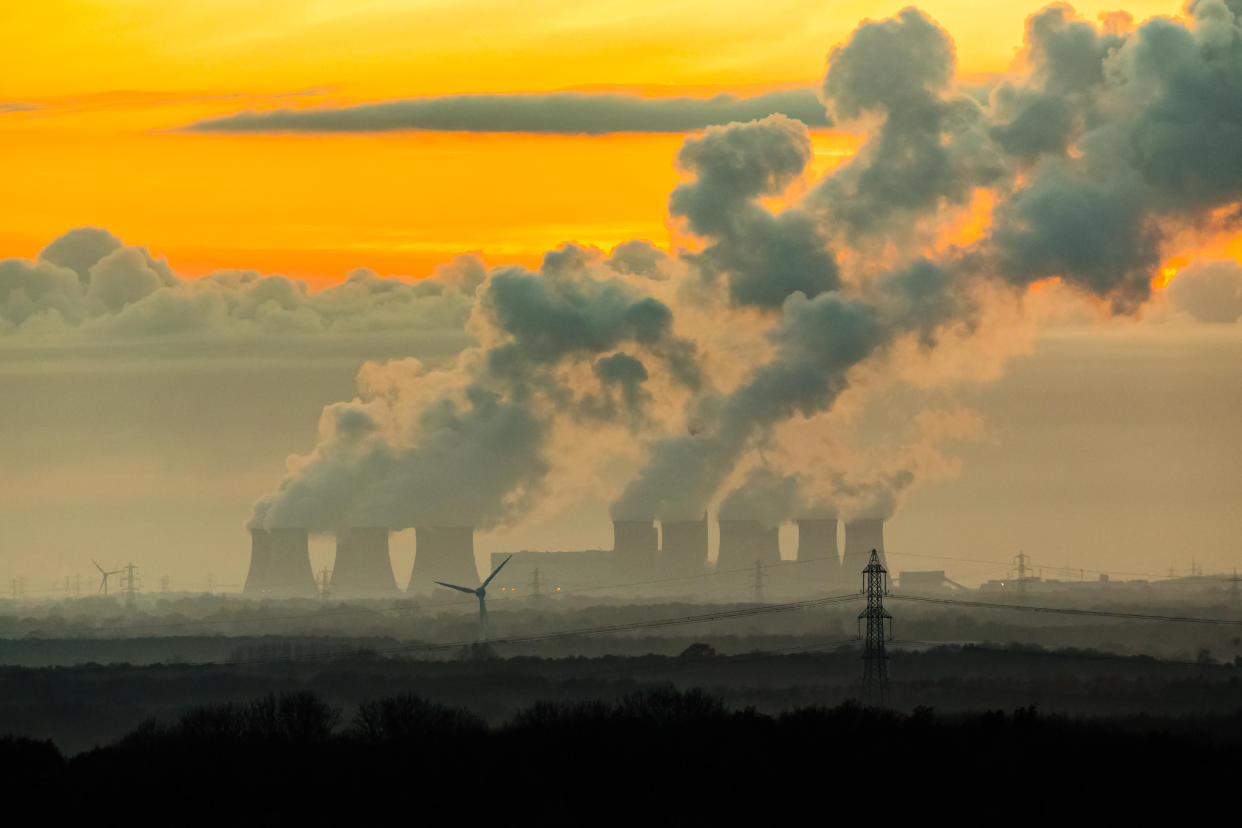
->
<box><xmin>885</xmin><ymin>548</ymin><xmax>1231</xmax><ymax>583</ymax></box>
<box><xmin>36</xmin><ymin>556</ymin><xmax>859</xmax><ymax>637</ymax></box>
<box><xmin>211</xmin><ymin>592</ymin><xmax>867</xmax><ymax>668</ymax></box>
<box><xmin>2</xmin><ymin>544</ymin><xmax>1230</xmax><ymax>601</ymax></box>
<box><xmin>889</xmin><ymin>593</ymin><xmax>1242</xmax><ymax>625</ymax></box>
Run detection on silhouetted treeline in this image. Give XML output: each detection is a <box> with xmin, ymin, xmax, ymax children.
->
<box><xmin>6</xmin><ymin>688</ymin><xmax>1242</xmax><ymax>825</ymax></box>
<box><xmin>4</xmin><ymin>644</ymin><xmax>1240</xmax><ymax>754</ymax></box>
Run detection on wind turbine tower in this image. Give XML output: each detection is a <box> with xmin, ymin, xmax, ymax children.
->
<box><xmin>436</xmin><ymin>555</ymin><xmax>513</xmax><ymax>643</ymax></box>
<box><xmin>93</xmin><ymin>560</ymin><xmax>124</xmax><ymax>596</ymax></box>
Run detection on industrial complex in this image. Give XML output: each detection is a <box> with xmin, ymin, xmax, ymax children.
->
<box><xmin>241</xmin><ymin>517</ymin><xmax>894</xmax><ymax>600</ymax></box>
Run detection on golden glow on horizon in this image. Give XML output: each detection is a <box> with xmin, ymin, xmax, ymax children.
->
<box><xmin>0</xmin><ymin>0</ymin><xmax>1225</xmax><ymax>282</ymax></box>
<box><xmin>2</xmin><ymin>97</ymin><xmax>858</xmax><ymax>282</ymax></box>
<box><xmin>0</xmin><ymin>1</ymin><xmax>1185</xmax><ymax>98</ymax></box>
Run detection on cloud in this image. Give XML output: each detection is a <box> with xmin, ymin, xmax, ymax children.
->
<box><xmin>17</xmin><ymin>3</ymin><xmax>1242</xmax><ymax>548</ymax></box>
<box><xmin>39</xmin><ymin>227</ymin><xmax>127</xmax><ymax>283</ymax></box>
<box><xmin>251</xmin><ymin>241</ymin><xmax>702</xmax><ymax>532</ymax></box>
<box><xmin>254</xmin><ymin>4</ymin><xmax>1242</xmax><ymax>532</ymax></box>
<box><xmin>717</xmin><ymin>466</ymin><xmax>802</xmax><ymax>523</ymax></box>
<box><xmin>0</xmin><ymin>228</ymin><xmax>476</xmax><ymax>339</ymax></box>
<box><xmin>182</xmin><ymin>89</ymin><xmax>831</xmax><ymax>134</ymax></box>
<box><xmin>612</xmin><ymin>290</ymin><xmax>886</xmax><ymax>520</ymax></box>
<box><xmin>811</xmin><ymin>7</ymin><xmax>1004</xmax><ymax>240</ymax></box>
<box><xmin>1166</xmin><ymin>260</ymin><xmax>1242</xmax><ymax>323</ymax></box>
<box><xmin>670</xmin><ymin>115</ymin><xmax>840</xmax><ymax>308</ymax></box>
<box><xmin>979</xmin><ymin>1</ymin><xmax>1242</xmax><ymax>310</ymax></box>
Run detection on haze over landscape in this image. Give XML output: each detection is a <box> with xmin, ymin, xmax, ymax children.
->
<box><xmin>3</xmin><ymin>6</ymin><xmax>1242</xmax><ymax>818</ymax></box>
<box><xmin>3</xmin><ymin>0</ymin><xmax>1241</xmax><ymax>591</ymax></box>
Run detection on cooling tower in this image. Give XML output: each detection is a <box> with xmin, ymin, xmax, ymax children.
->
<box><xmin>408</xmin><ymin>526</ymin><xmax>479</xmax><ymax>594</ymax></box>
<box><xmin>331</xmin><ymin>527</ymin><xmax>397</xmax><ymax>597</ymax></box>
<box><xmin>843</xmin><ymin>519</ymin><xmax>887</xmax><ymax>579</ymax></box>
<box><xmin>796</xmin><ymin>517</ymin><xmax>844</xmax><ymax>588</ymax></box>
<box><xmin>613</xmin><ymin>519</ymin><xmax>659</xmax><ymax>581</ymax></box>
<box><xmin>661</xmin><ymin>516</ymin><xmax>708</xmax><ymax>578</ymax></box>
<box><xmin>244</xmin><ymin>528</ymin><xmax>316</xmax><ymax>598</ymax></box>
<box><xmin>716</xmin><ymin>519</ymin><xmax>780</xmax><ymax>572</ymax></box>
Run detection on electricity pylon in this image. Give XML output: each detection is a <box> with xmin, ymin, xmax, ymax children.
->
<box><xmin>119</xmin><ymin>563</ymin><xmax>139</xmax><ymax>608</ymax></box>
<box><xmin>752</xmin><ymin>560</ymin><xmax>767</xmax><ymax>603</ymax></box>
<box><xmin>1014</xmin><ymin>550</ymin><xmax>1030</xmax><ymax>597</ymax></box>
<box><xmin>317</xmin><ymin>566</ymin><xmax>332</xmax><ymax>601</ymax></box>
<box><xmin>858</xmin><ymin>549</ymin><xmax>893</xmax><ymax>706</ymax></box>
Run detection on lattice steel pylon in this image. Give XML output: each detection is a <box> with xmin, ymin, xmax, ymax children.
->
<box><xmin>858</xmin><ymin>549</ymin><xmax>893</xmax><ymax>706</ymax></box>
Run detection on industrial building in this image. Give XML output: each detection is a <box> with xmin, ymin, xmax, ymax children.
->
<box><xmin>897</xmin><ymin>570</ymin><xmax>967</xmax><ymax>593</ymax></box>
<box><xmin>241</xmin><ymin>515</ymin><xmax>898</xmax><ymax>601</ymax></box>
<box><xmin>716</xmin><ymin>519</ymin><xmax>781</xmax><ymax>572</ymax></box>
<box><xmin>331</xmin><ymin>527</ymin><xmax>398</xmax><ymax>597</ymax></box>
<box><xmin>842</xmin><ymin>519</ymin><xmax>886</xmax><ymax>577</ymax></box>
<box><xmin>660</xmin><ymin>516</ymin><xmax>709</xmax><ymax>578</ymax></box>
<box><xmin>790</xmin><ymin>517</ymin><xmax>843</xmax><ymax>591</ymax></box>
<box><xmin>487</xmin><ymin>549</ymin><xmax>613</xmax><ymax>596</ymax></box>
<box><xmin>244</xmin><ymin>528</ymin><xmax>317</xmax><ymax>598</ymax></box>
<box><xmin>408</xmin><ymin>525</ymin><xmax>480</xmax><ymax>595</ymax></box>
<box><xmin>612</xmin><ymin>519</ymin><xmax>659</xmax><ymax>581</ymax></box>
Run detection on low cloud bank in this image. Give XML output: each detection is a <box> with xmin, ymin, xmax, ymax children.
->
<box><xmin>0</xmin><ymin>228</ymin><xmax>477</xmax><ymax>340</ymax></box>
<box><xmin>184</xmin><ymin>89</ymin><xmax>830</xmax><ymax>135</ymax></box>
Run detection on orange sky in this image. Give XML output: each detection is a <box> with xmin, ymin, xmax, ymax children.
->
<box><xmin>0</xmin><ymin>1</ymin><xmax>1193</xmax><ymax>282</ymax></box>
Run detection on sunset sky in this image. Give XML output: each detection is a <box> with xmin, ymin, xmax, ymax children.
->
<box><xmin>0</xmin><ymin>0</ymin><xmax>1191</xmax><ymax>280</ymax></box>
<box><xmin>2</xmin><ymin>0</ymin><xmax>1241</xmax><ymax>594</ymax></box>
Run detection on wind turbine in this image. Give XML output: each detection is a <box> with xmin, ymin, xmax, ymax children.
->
<box><xmin>92</xmin><ymin>559</ymin><xmax>122</xmax><ymax>596</ymax></box>
<box><xmin>436</xmin><ymin>555</ymin><xmax>512</xmax><ymax>643</ymax></box>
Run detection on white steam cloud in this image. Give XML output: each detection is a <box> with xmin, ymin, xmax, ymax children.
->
<box><xmin>7</xmin><ymin>2</ymin><xmax>1241</xmax><ymax>537</ymax></box>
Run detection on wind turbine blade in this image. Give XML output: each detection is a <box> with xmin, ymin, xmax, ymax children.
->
<box><xmin>434</xmin><ymin>580</ymin><xmax>478</xmax><ymax>595</ymax></box>
<box><xmin>92</xmin><ymin>559</ymin><xmax>106</xmax><ymax>576</ymax></box>
<box><xmin>481</xmin><ymin>555</ymin><xmax>513</xmax><ymax>589</ymax></box>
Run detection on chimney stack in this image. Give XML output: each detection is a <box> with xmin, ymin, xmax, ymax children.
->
<box><xmin>843</xmin><ymin>519</ymin><xmax>886</xmax><ymax>579</ymax></box>
<box><xmin>793</xmin><ymin>518</ymin><xmax>843</xmax><ymax>592</ymax></box>
<box><xmin>716</xmin><ymin>519</ymin><xmax>780</xmax><ymax>572</ymax></box>
<box><xmin>331</xmin><ymin>527</ymin><xmax>397</xmax><ymax>598</ymax></box>
<box><xmin>244</xmin><ymin>528</ymin><xmax>317</xmax><ymax>598</ymax></box>
<box><xmin>613</xmin><ymin>520</ymin><xmax>658</xmax><ymax>581</ymax></box>
<box><xmin>408</xmin><ymin>526</ymin><xmax>479</xmax><ymax>595</ymax></box>
<box><xmin>660</xmin><ymin>515</ymin><xmax>709</xmax><ymax>578</ymax></box>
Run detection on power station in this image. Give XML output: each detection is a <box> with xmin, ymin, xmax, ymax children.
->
<box><xmin>785</xmin><ymin>516</ymin><xmax>842</xmax><ymax>593</ymax></box>
<box><xmin>660</xmin><ymin>515</ymin><xmax>709</xmax><ymax>578</ymax></box>
<box><xmin>243</xmin><ymin>514</ymin><xmax>893</xmax><ymax>599</ymax></box>
<box><xmin>244</xmin><ymin>528</ymin><xmax>317</xmax><ymax>598</ymax></box>
<box><xmin>331</xmin><ymin>527</ymin><xmax>398</xmax><ymax>598</ymax></box>
<box><xmin>408</xmin><ymin>526</ymin><xmax>480</xmax><ymax>595</ymax></box>
<box><xmin>842</xmin><ymin>518</ymin><xmax>886</xmax><ymax>573</ymax></box>
<box><xmin>716</xmin><ymin>519</ymin><xmax>781</xmax><ymax>572</ymax></box>
<box><xmin>612</xmin><ymin>519</ymin><xmax>659</xmax><ymax>581</ymax></box>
